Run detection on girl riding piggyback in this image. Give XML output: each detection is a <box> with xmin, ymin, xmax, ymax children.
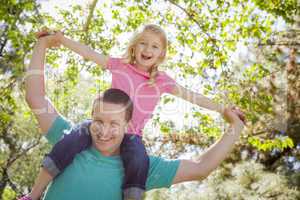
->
<box><xmin>20</xmin><ymin>24</ymin><xmax>244</xmax><ymax>200</ymax></box>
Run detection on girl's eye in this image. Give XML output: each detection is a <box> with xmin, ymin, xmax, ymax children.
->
<box><xmin>153</xmin><ymin>45</ymin><xmax>158</xmax><ymax>49</ymax></box>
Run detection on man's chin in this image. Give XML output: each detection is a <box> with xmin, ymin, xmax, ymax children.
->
<box><xmin>99</xmin><ymin>147</ymin><xmax>120</xmax><ymax>156</ymax></box>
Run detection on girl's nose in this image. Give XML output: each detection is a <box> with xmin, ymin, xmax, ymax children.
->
<box><xmin>144</xmin><ymin>45</ymin><xmax>151</xmax><ymax>53</ymax></box>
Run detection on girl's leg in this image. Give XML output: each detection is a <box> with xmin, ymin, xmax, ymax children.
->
<box><xmin>19</xmin><ymin>121</ymin><xmax>92</xmax><ymax>200</ymax></box>
<box><xmin>120</xmin><ymin>134</ymin><xmax>149</xmax><ymax>200</ymax></box>
<box><xmin>42</xmin><ymin>120</ymin><xmax>92</xmax><ymax>177</ymax></box>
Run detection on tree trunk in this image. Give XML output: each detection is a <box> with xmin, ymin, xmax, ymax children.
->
<box><xmin>0</xmin><ymin>169</ymin><xmax>8</xmax><ymax>198</ymax></box>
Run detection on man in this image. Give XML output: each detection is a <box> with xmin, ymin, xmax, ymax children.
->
<box><xmin>24</xmin><ymin>35</ymin><xmax>244</xmax><ymax>200</ymax></box>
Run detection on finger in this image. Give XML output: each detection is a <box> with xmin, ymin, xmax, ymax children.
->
<box><xmin>237</xmin><ymin>110</ymin><xmax>246</xmax><ymax>122</ymax></box>
<box><xmin>237</xmin><ymin>113</ymin><xmax>246</xmax><ymax>124</ymax></box>
<box><xmin>232</xmin><ymin>109</ymin><xmax>246</xmax><ymax>124</ymax></box>
<box><xmin>234</xmin><ymin>109</ymin><xmax>244</xmax><ymax>117</ymax></box>
<box><xmin>232</xmin><ymin>108</ymin><xmax>244</xmax><ymax>117</ymax></box>
<box><xmin>41</xmin><ymin>26</ymin><xmax>49</xmax><ymax>32</ymax></box>
<box><xmin>35</xmin><ymin>31</ymin><xmax>50</xmax><ymax>38</ymax></box>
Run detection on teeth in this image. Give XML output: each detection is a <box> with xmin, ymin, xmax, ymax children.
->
<box><xmin>96</xmin><ymin>136</ymin><xmax>112</xmax><ymax>142</ymax></box>
<box><xmin>99</xmin><ymin>138</ymin><xmax>112</xmax><ymax>141</ymax></box>
<box><xmin>142</xmin><ymin>55</ymin><xmax>151</xmax><ymax>60</ymax></box>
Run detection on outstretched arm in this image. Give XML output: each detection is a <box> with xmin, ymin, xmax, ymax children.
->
<box><xmin>171</xmin><ymin>83</ymin><xmax>245</xmax><ymax>123</ymax></box>
<box><xmin>25</xmin><ymin>37</ymin><xmax>59</xmax><ymax>133</ymax></box>
<box><xmin>60</xmin><ymin>34</ymin><xmax>109</xmax><ymax>68</ymax></box>
<box><xmin>172</xmin><ymin>108</ymin><xmax>244</xmax><ymax>184</ymax></box>
<box><xmin>37</xmin><ymin>30</ymin><xmax>109</xmax><ymax>68</ymax></box>
<box><xmin>171</xmin><ymin>83</ymin><xmax>225</xmax><ymax>114</ymax></box>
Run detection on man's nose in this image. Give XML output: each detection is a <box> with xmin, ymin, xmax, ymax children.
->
<box><xmin>101</xmin><ymin>125</ymin><xmax>111</xmax><ymax>137</ymax></box>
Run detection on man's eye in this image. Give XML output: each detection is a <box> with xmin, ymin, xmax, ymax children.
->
<box><xmin>111</xmin><ymin>122</ymin><xmax>119</xmax><ymax>127</ymax></box>
<box><xmin>93</xmin><ymin>120</ymin><xmax>103</xmax><ymax>126</ymax></box>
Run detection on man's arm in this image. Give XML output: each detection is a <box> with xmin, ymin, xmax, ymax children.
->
<box><xmin>172</xmin><ymin>108</ymin><xmax>244</xmax><ymax>184</ymax></box>
<box><xmin>25</xmin><ymin>38</ymin><xmax>59</xmax><ymax>133</ymax></box>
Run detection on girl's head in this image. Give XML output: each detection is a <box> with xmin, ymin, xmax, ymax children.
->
<box><xmin>123</xmin><ymin>24</ymin><xmax>168</xmax><ymax>83</ymax></box>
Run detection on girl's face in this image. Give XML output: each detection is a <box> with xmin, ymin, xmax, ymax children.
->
<box><xmin>133</xmin><ymin>31</ymin><xmax>165</xmax><ymax>72</ymax></box>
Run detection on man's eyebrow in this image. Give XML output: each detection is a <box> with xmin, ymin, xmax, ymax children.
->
<box><xmin>92</xmin><ymin>116</ymin><xmax>103</xmax><ymax>121</ymax></box>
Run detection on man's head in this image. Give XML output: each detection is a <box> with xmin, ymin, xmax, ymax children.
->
<box><xmin>90</xmin><ymin>88</ymin><xmax>133</xmax><ymax>156</ymax></box>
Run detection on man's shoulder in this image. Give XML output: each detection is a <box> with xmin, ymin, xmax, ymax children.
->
<box><xmin>45</xmin><ymin>116</ymin><xmax>73</xmax><ymax>145</ymax></box>
<box><xmin>148</xmin><ymin>155</ymin><xmax>179</xmax><ymax>168</ymax></box>
<box><xmin>146</xmin><ymin>155</ymin><xmax>180</xmax><ymax>190</ymax></box>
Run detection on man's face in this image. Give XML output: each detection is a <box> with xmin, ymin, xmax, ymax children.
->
<box><xmin>90</xmin><ymin>101</ymin><xmax>128</xmax><ymax>156</ymax></box>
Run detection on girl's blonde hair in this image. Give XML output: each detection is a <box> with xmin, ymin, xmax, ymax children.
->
<box><xmin>122</xmin><ymin>24</ymin><xmax>168</xmax><ymax>85</ymax></box>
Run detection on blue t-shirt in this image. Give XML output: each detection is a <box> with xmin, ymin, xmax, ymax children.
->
<box><xmin>43</xmin><ymin>116</ymin><xmax>180</xmax><ymax>200</ymax></box>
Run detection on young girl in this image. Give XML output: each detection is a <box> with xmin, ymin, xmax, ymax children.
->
<box><xmin>20</xmin><ymin>24</ymin><xmax>244</xmax><ymax>200</ymax></box>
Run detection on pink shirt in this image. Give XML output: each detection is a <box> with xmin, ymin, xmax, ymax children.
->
<box><xmin>106</xmin><ymin>57</ymin><xmax>176</xmax><ymax>136</ymax></box>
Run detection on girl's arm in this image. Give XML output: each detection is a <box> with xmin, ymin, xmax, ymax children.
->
<box><xmin>61</xmin><ymin>35</ymin><xmax>109</xmax><ymax>68</ymax></box>
<box><xmin>170</xmin><ymin>83</ymin><xmax>225</xmax><ymax>114</ymax></box>
<box><xmin>38</xmin><ymin>31</ymin><xmax>109</xmax><ymax>69</ymax></box>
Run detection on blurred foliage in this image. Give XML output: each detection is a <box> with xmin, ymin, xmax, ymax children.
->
<box><xmin>145</xmin><ymin>160</ymin><xmax>300</xmax><ymax>200</ymax></box>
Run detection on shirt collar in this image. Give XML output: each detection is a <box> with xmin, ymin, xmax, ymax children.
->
<box><xmin>126</xmin><ymin>63</ymin><xmax>150</xmax><ymax>78</ymax></box>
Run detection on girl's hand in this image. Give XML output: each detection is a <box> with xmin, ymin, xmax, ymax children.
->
<box><xmin>35</xmin><ymin>27</ymin><xmax>64</xmax><ymax>48</ymax></box>
<box><xmin>232</xmin><ymin>107</ymin><xmax>246</xmax><ymax>124</ymax></box>
<box><xmin>35</xmin><ymin>28</ymin><xmax>64</xmax><ymax>40</ymax></box>
<box><xmin>223</xmin><ymin>107</ymin><xmax>246</xmax><ymax>125</ymax></box>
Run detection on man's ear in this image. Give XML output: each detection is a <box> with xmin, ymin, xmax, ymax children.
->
<box><xmin>124</xmin><ymin>120</ymin><xmax>131</xmax><ymax>131</ymax></box>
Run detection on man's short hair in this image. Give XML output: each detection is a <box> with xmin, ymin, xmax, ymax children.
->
<box><xmin>92</xmin><ymin>88</ymin><xmax>133</xmax><ymax>122</ymax></box>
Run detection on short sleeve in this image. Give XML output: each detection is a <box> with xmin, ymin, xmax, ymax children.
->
<box><xmin>158</xmin><ymin>72</ymin><xmax>177</xmax><ymax>94</ymax></box>
<box><xmin>45</xmin><ymin>115</ymin><xmax>72</xmax><ymax>145</ymax></box>
<box><xmin>106</xmin><ymin>57</ymin><xmax>123</xmax><ymax>71</ymax></box>
<box><xmin>146</xmin><ymin>156</ymin><xmax>180</xmax><ymax>190</ymax></box>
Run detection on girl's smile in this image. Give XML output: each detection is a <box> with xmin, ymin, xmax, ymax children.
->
<box><xmin>134</xmin><ymin>31</ymin><xmax>165</xmax><ymax>72</ymax></box>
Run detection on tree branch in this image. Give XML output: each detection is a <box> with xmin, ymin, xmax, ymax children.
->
<box><xmin>0</xmin><ymin>24</ymin><xmax>9</xmax><ymax>56</ymax></box>
<box><xmin>166</xmin><ymin>0</ymin><xmax>214</xmax><ymax>40</ymax></box>
<box><xmin>83</xmin><ymin>0</ymin><xmax>98</xmax><ymax>36</ymax></box>
<box><xmin>258</xmin><ymin>41</ymin><xmax>300</xmax><ymax>46</ymax></box>
<box><xmin>7</xmin><ymin>136</ymin><xmax>42</xmax><ymax>168</ymax></box>
<box><xmin>0</xmin><ymin>38</ymin><xmax>8</xmax><ymax>57</ymax></box>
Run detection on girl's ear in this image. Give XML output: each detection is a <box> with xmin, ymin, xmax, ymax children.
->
<box><xmin>131</xmin><ymin>47</ymin><xmax>136</xmax><ymax>58</ymax></box>
<box><xmin>160</xmin><ymin>50</ymin><xmax>166</xmax><ymax>59</ymax></box>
